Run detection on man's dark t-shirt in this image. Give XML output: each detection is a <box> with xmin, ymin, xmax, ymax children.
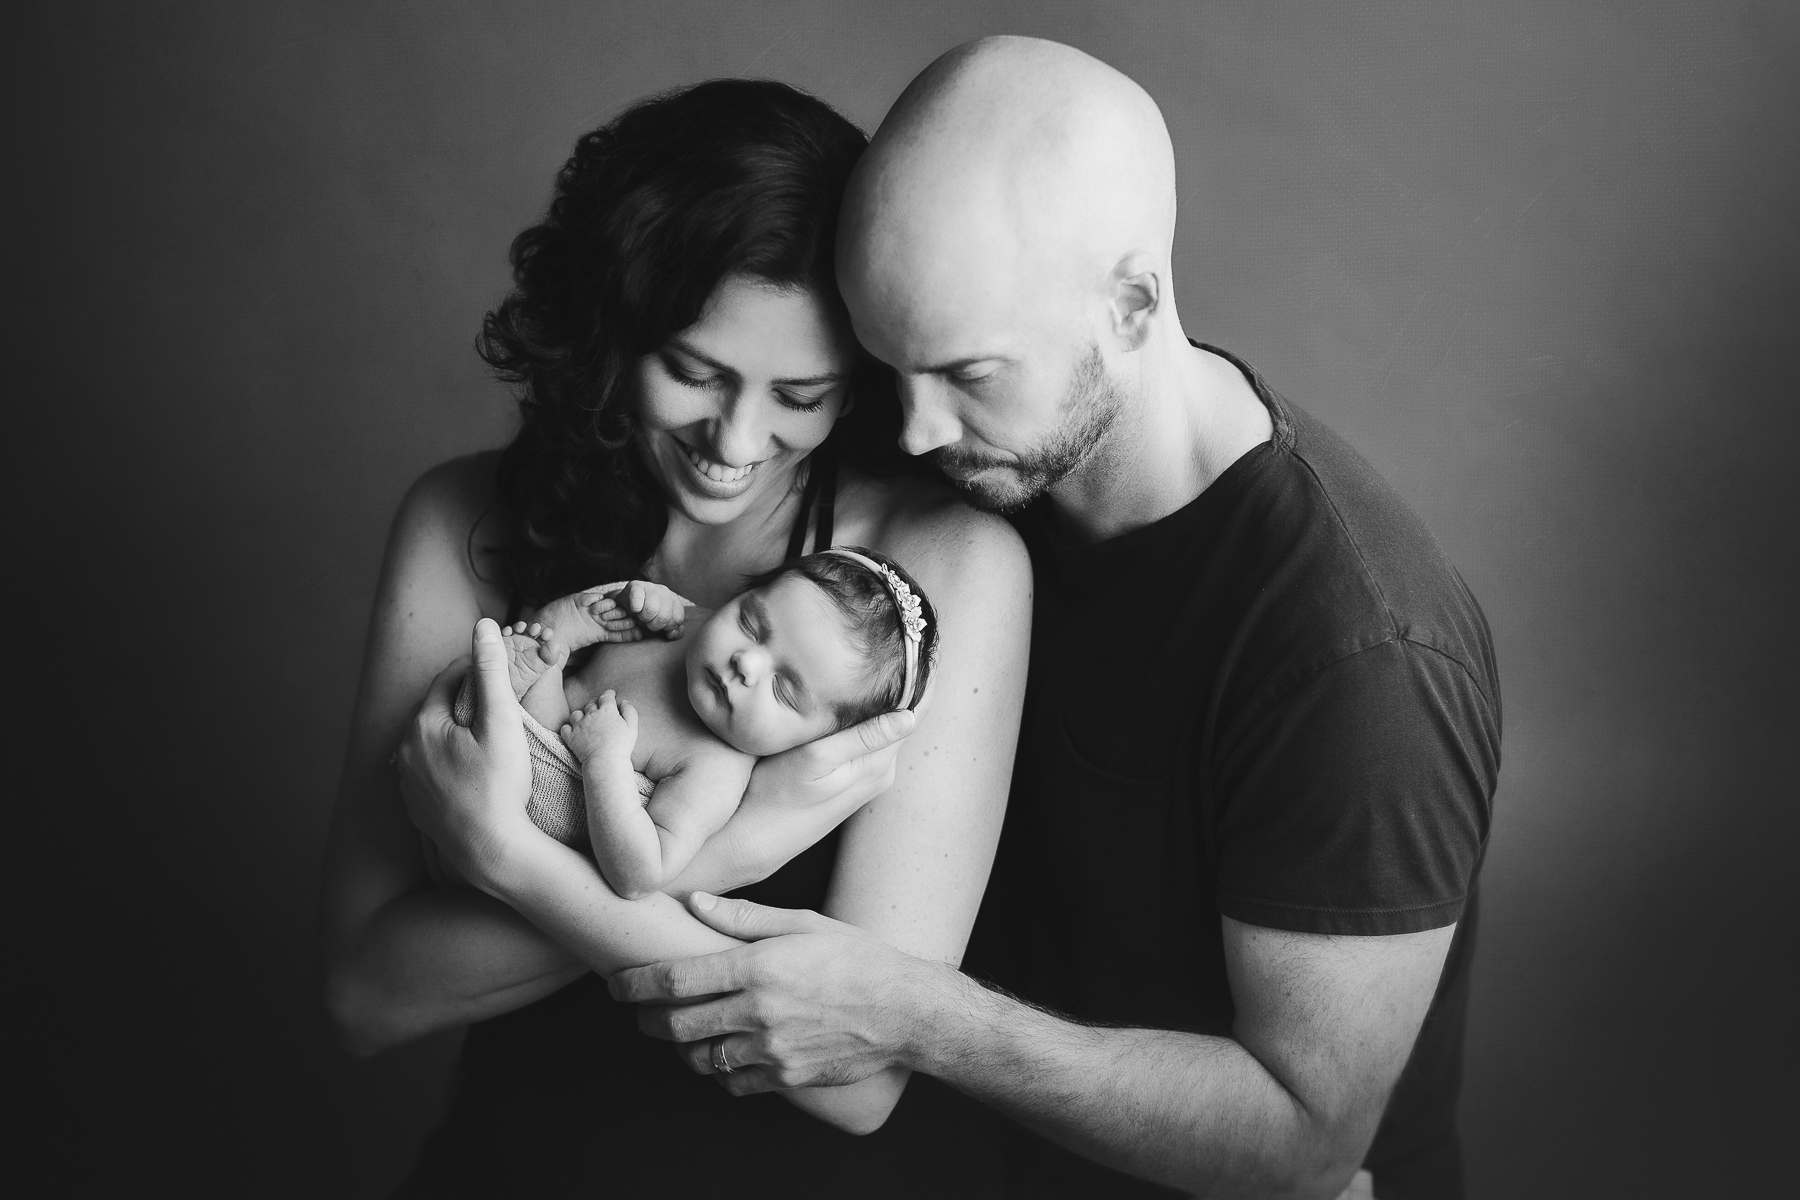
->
<box><xmin>964</xmin><ymin>347</ymin><xmax>1500</xmax><ymax>1199</ymax></box>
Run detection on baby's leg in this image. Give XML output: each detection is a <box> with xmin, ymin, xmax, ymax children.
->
<box><xmin>501</xmin><ymin>621</ymin><xmax>571</xmax><ymax>729</ymax></box>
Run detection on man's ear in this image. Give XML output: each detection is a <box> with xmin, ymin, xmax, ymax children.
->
<box><xmin>1107</xmin><ymin>253</ymin><xmax>1161</xmax><ymax>350</ymax></box>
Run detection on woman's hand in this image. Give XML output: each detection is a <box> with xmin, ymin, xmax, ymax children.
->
<box><xmin>748</xmin><ymin>707</ymin><xmax>917</xmax><ymax>814</ymax></box>
<box><xmin>396</xmin><ymin>618</ymin><xmax>537</xmax><ymax>895</ymax></box>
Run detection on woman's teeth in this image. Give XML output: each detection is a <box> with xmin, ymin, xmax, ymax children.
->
<box><xmin>682</xmin><ymin>444</ymin><xmax>756</xmax><ymax>484</ymax></box>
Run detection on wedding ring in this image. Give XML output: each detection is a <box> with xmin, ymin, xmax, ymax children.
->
<box><xmin>711</xmin><ymin>1036</ymin><xmax>735</xmax><ymax>1075</ymax></box>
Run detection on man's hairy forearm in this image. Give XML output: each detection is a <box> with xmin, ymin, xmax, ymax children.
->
<box><xmin>902</xmin><ymin>969</ymin><xmax>1362</xmax><ymax>1198</ymax></box>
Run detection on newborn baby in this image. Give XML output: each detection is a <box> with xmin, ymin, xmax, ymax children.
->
<box><xmin>449</xmin><ymin>547</ymin><xmax>938</xmax><ymax>899</ymax></box>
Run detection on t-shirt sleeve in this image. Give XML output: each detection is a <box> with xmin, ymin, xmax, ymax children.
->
<box><xmin>1209</xmin><ymin>638</ymin><xmax>1498</xmax><ymax>936</ymax></box>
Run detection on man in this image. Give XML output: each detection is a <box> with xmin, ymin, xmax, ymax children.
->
<box><xmin>612</xmin><ymin>37</ymin><xmax>1498</xmax><ymax>1199</ymax></box>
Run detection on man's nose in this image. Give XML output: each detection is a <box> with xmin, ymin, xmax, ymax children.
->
<box><xmin>897</xmin><ymin>376</ymin><xmax>961</xmax><ymax>458</ymax></box>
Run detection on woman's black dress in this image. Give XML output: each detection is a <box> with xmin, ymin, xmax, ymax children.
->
<box><xmin>397</xmin><ymin>456</ymin><xmax>1005</xmax><ymax>1197</ymax></box>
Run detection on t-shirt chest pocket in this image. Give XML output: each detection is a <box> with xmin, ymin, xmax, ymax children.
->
<box><xmin>1043</xmin><ymin>712</ymin><xmax>1193</xmax><ymax>917</ymax></box>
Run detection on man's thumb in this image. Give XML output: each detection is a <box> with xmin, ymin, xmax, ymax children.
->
<box><xmin>470</xmin><ymin>619</ymin><xmax>521</xmax><ymax>736</ymax></box>
<box><xmin>685</xmin><ymin>892</ymin><xmax>826</xmax><ymax>941</ymax></box>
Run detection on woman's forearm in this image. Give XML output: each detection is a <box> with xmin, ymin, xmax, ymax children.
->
<box><xmin>482</xmin><ymin>831</ymin><xmax>912</xmax><ymax>1133</ymax></box>
<box><xmin>325</xmin><ymin>884</ymin><xmax>585</xmax><ymax>1056</ymax></box>
<box><xmin>480</xmin><ymin>829</ymin><xmax>741</xmax><ymax>972</ymax></box>
<box><xmin>781</xmin><ymin>1067</ymin><xmax>911</xmax><ymax>1136</ymax></box>
<box><xmin>669</xmin><ymin>799</ymin><xmax>845</xmax><ymax>896</ymax></box>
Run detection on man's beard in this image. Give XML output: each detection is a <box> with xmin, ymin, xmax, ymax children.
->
<box><xmin>933</xmin><ymin>345</ymin><xmax>1125</xmax><ymax>514</ymax></box>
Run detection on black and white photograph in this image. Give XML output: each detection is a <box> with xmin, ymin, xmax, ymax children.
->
<box><xmin>16</xmin><ymin>3</ymin><xmax>1796</xmax><ymax>1196</ymax></box>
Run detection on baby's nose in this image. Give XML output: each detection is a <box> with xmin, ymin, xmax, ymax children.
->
<box><xmin>732</xmin><ymin>645</ymin><xmax>769</xmax><ymax>684</ymax></box>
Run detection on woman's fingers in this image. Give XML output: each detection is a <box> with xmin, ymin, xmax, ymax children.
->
<box><xmin>793</xmin><ymin>709</ymin><xmax>917</xmax><ymax>780</ymax></box>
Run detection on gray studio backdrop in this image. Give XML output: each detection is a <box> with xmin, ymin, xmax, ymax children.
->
<box><xmin>21</xmin><ymin>2</ymin><xmax>1796</xmax><ymax>1196</ymax></box>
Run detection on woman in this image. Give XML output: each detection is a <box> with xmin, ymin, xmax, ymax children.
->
<box><xmin>320</xmin><ymin>80</ymin><xmax>1032</xmax><ymax>1194</ymax></box>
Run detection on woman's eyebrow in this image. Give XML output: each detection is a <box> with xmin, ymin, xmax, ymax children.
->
<box><xmin>665</xmin><ymin>338</ymin><xmax>845</xmax><ymax>388</ymax></box>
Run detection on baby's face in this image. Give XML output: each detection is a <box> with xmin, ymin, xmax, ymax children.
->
<box><xmin>685</xmin><ymin>574</ymin><xmax>867</xmax><ymax>756</ymax></box>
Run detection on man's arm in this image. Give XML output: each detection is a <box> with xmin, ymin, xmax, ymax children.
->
<box><xmin>612</xmin><ymin>900</ymin><xmax>1451</xmax><ymax>1199</ymax></box>
<box><xmin>918</xmin><ymin>918</ymin><xmax>1452</xmax><ymax>1197</ymax></box>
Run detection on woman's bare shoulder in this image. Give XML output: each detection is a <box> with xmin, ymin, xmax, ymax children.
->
<box><xmin>384</xmin><ymin>451</ymin><xmax>509</xmax><ymax>608</ymax></box>
<box><xmin>839</xmin><ymin>469</ymin><xmax>1029</xmax><ymax>584</ymax></box>
<box><xmin>396</xmin><ymin>452</ymin><xmax>502</xmax><ymax>540</ymax></box>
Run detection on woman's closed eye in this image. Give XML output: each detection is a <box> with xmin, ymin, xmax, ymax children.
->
<box><xmin>660</xmin><ymin>353</ymin><xmax>723</xmax><ymax>389</ymax></box>
<box><xmin>775</xmin><ymin>387</ymin><xmax>832</xmax><ymax>413</ymax></box>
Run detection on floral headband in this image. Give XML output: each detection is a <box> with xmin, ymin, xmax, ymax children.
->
<box><xmin>821</xmin><ymin>548</ymin><xmax>929</xmax><ymax>711</ymax></box>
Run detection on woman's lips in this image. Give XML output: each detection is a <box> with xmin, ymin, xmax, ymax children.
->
<box><xmin>677</xmin><ymin>442</ymin><xmax>760</xmax><ymax>496</ymax></box>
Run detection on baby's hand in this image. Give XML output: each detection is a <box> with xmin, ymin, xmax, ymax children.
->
<box><xmin>561</xmin><ymin>689</ymin><xmax>638</xmax><ymax>763</ymax></box>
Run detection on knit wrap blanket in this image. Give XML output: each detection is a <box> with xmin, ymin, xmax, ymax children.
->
<box><xmin>453</xmin><ymin>673</ymin><xmax>655</xmax><ymax>851</ymax></box>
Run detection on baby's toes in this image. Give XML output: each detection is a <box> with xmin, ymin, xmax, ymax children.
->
<box><xmin>537</xmin><ymin>630</ymin><xmax>568</xmax><ymax>666</ymax></box>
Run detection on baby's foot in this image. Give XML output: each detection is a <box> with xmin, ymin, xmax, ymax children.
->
<box><xmin>535</xmin><ymin>584</ymin><xmax>637</xmax><ymax>650</ymax></box>
<box><xmin>538</xmin><ymin>581</ymin><xmax>691</xmax><ymax>648</ymax></box>
<box><xmin>617</xmin><ymin>580</ymin><xmax>690</xmax><ymax>639</ymax></box>
<box><xmin>502</xmin><ymin>621</ymin><xmax>571</xmax><ymax>728</ymax></box>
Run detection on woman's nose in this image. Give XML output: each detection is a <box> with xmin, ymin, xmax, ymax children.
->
<box><xmin>710</xmin><ymin>396</ymin><xmax>771</xmax><ymax>466</ymax></box>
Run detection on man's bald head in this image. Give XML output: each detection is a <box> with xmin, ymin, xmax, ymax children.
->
<box><xmin>841</xmin><ymin>37</ymin><xmax>1176</xmax><ymax>354</ymax></box>
<box><xmin>838</xmin><ymin>37</ymin><xmax>1184</xmax><ymax>508</ymax></box>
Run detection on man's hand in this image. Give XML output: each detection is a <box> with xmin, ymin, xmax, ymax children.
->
<box><xmin>395</xmin><ymin>619</ymin><xmax>536</xmax><ymax>892</ymax></box>
<box><xmin>608</xmin><ymin>892</ymin><xmax>942</xmax><ymax>1095</ymax></box>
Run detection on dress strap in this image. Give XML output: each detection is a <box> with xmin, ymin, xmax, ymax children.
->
<box><xmin>783</xmin><ymin>446</ymin><xmax>839</xmax><ymax>561</ymax></box>
<box><xmin>813</xmin><ymin>450</ymin><xmax>837</xmax><ymax>552</ymax></box>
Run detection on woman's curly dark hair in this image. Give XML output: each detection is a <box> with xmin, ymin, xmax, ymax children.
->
<box><xmin>478</xmin><ymin>78</ymin><xmax>912</xmax><ymax>608</ymax></box>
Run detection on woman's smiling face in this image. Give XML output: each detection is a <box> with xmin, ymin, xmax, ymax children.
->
<box><xmin>635</xmin><ymin>274</ymin><xmax>855</xmax><ymax>527</ymax></box>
